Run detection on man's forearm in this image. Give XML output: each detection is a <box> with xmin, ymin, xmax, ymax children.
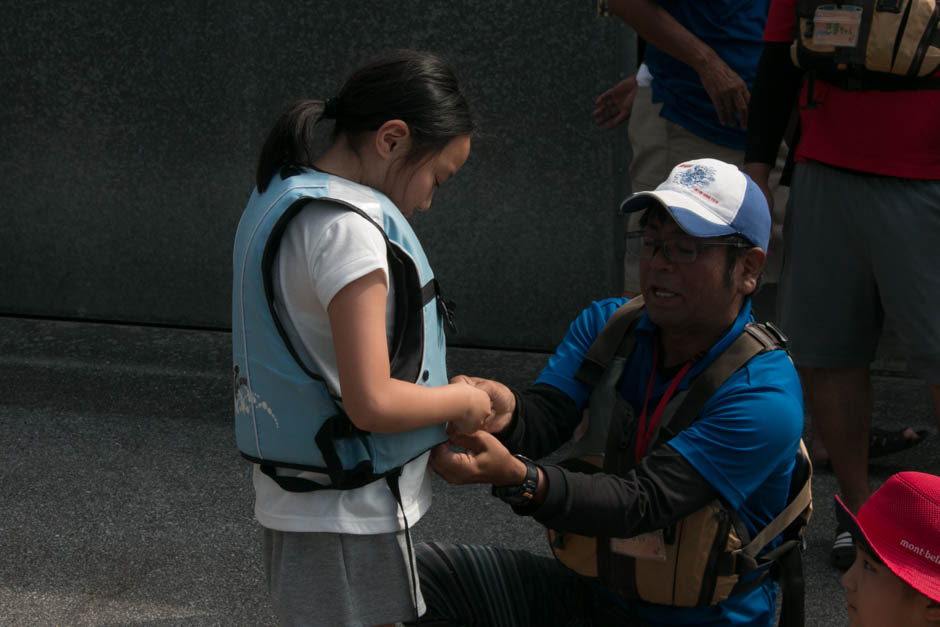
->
<box><xmin>519</xmin><ymin>444</ymin><xmax>719</xmax><ymax>538</ymax></box>
<box><xmin>608</xmin><ymin>0</ymin><xmax>718</xmax><ymax>75</ymax></box>
<box><xmin>496</xmin><ymin>384</ymin><xmax>581</xmax><ymax>459</ymax></box>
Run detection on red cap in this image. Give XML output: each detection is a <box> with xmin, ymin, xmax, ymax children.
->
<box><xmin>836</xmin><ymin>472</ymin><xmax>940</xmax><ymax>602</ymax></box>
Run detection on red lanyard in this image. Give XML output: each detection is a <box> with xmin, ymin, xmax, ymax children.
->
<box><xmin>635</xmin><ymin>343</ymin><xmax>693</xmax><ymax>466</ymax></box>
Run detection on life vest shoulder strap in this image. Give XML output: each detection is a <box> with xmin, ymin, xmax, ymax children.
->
<box><xmin>574</xmin><ymin>296</ymin><xmax>646</xmax><ymax>388</ymax></box>
<box><xmin>658</xmin><ymin>321</ymin><xmax>789</xmax><ymax>443</ymax></box>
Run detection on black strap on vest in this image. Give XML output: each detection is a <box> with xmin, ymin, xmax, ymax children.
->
<box><xmin>721</xmin><ymin>439</ymin><xmax>813</xmax><ymax>626</ymax></box>
<box><xmin>575</xmin><ymin>296</ymin><xmax>646</xmax><ymax>388</ymax></box>
<box><xmin>656</xmin><ymin>321</ymin><xmax>788</xmax><ymax>445</ymax></box>
<box><xmin>256</xmin><ymin>410</ymin><xmax>380</xmax><ymax>493</ymax></box>
<box><xmin>384</xmin><ymin>470</ymin><xmax>421</xmax><ymax>625</ymax></box>
<box><xmin>260</xmin><ymin>197</ymin><xmax>338</xmax><ymax>390</ymax></box>
<box><xmin>421</xmin><ymin>278</ymin><xmax>458</xmax><ymax>334</ymax></box>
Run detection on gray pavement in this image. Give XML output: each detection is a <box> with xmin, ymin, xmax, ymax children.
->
<box><xmin>2</xmin><ymin>316</ymin><xmax>938</xmax><ymax>626</ymax></box>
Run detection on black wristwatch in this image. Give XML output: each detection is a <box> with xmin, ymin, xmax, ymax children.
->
<box><xmin>492</xmin><ymin>455</ymin><xmax>539</xmax><ymax>507</ymax></box>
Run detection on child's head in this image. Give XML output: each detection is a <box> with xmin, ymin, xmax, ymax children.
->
<box><xmin>838</xmin><ymin>472</ymin><xmax>940</xmax><ymax>626</ymax></box>
<box><xmin>256</xmin><ymin>49</ymin><xmax>474</xmax><ymax>215</ymax></box>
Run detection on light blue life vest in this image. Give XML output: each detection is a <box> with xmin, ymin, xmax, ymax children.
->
<box><xmin>232</xmin><ymin>167</ymin><xmax>450</xmax><ymax>491</ymax></box>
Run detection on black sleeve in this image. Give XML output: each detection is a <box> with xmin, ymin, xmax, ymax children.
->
<box><xmin>516</xmin><ymin>444</ymin><xmax>719</xmax><ymax>538</ymax></box>
<box><xmin>744</xmin><ymin>41</ymin><xmax>805</xmax><ymax>165</ymax></box>
<box><xmin>495</xmin><ymin>383</ymin><xmax>581</xmax><ymax>460</ymax></box>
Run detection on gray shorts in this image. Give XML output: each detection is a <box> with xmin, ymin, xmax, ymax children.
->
<box><xmin>779</xmin><ymin>160</ymin><xmax>940</xmax><ymax>382</ymax></box>
<box><xmin>263</xmin><ymin>527</ymin><xmax>425</xmax><ymax>626</ymax></box>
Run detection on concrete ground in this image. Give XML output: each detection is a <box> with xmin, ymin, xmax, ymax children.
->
<box><xmin>1</xmin><ymin>314</ymin><xmax>938</xmax><ymax>626</ymax></box>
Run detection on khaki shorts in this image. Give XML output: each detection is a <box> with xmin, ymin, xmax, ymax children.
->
<box><xmin>779</xmin><ymin>160</ymin><xmax>940</xmax><ymax>382</ymax></box>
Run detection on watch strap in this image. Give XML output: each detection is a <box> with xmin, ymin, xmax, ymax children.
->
<box><xmin>492</xmin><ymin>455</ymin><xmax>539</xmax><ymax>506</ymax></box>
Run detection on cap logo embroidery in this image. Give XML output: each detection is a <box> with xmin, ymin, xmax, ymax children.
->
<box><xmin>674</xmin><ymin>165</ymin><xmax>720</xmax><ymax>205</ymax></box>
<box><xmin>675</xmin><ymin>164</ymin><xmax>716</xmax><ymax>189</ymax></box>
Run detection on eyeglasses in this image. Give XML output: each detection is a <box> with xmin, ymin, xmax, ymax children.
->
<box><xmin>624</xmin><ymin>232</ymin><xmax>750</xmax><ymax>264</ymax></box>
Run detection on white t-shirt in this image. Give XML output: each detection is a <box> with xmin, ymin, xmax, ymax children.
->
<box><xmin>252</xmin><ymin>199</ymin><xmax>433</xmax><ymax>534</ymax></box>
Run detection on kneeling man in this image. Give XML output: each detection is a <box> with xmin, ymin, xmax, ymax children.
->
<box><xmin>419</xmin><ymin>159</ymin><xmax>807</xmax><ymax>627</ymax></box>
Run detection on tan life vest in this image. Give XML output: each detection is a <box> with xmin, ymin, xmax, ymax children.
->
<box><xmin>791</xmin><ymin>0</ymin><xmax>940</xmax><ymax>90</ymax></box>
<box><xmin>544</xmin><ymin>298</ymin><xmax>813</xmax><ymax>625</ymax></box>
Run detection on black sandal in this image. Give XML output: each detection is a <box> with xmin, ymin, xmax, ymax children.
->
<box><xmin>869</xmin><ymin>428</ymin><xmax>929</xmax><ymax>459</ymax></box>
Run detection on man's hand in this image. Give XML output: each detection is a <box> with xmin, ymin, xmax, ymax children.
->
<box><xmin>696</xmin><ymin>53</ymin><xmax>750</xmax><ymax>128</ymax></box>
<box><xmin>593</xmin><ymin>75</ymin><xmax>638</xmax><ymax>130</ymax></box>
<box><xmin>605</xmin><ymin>0</ymin><xmax>749</xmax><ymax>127</ymax></box>
<box><xmin>450</xmin><ymin>375</ymin><xmax>515</xmax><ymax>434</ymax></box>
<box><xmin>430</xmin><ymin>431</ymin><xmax>526</xmax><ymax>486</ymax></box>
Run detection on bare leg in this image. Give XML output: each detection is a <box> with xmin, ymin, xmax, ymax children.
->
<box><xmin>801</xmin><ymin>365</ymin><xmax>872</xmax><ymax>513</ymax></box>
<box><xmin>803</xmin><ymin>376</ymin><xmax>830</xmax><ymax>465</ymax></box>
<box><xmin>808</xmin><ymin>416</ymin><xmax>829</xmax><ymax>465</ymax></box>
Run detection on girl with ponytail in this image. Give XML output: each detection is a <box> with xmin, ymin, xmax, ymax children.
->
<box><xmin>234</xmin><ymin>50</ymin><xmax>488</xmax><ymax>626</ymax></box>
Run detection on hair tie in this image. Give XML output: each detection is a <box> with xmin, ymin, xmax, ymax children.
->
<box><xmin>323</xmin><ymin>97</ymin><xmax>339</xmax><ymax>120</ymax></box>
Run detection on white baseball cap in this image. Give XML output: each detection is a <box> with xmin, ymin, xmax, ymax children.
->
<box><xmin>620</xmin><ymin>158</ymin><xmax>771</xmax><ymax>251</ymax></box>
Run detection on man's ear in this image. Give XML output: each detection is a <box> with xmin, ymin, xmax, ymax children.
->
<box><xmin>375</xmin><ymin>120</ymin><xmax>411</xmax><ymax>161</ymax></box>
<box><xmin>737</xmin><ymin>247</ymin><xmax>766</xmax><ymax>296</ymax></box>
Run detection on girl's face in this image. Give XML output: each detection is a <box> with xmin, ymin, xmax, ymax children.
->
<box><xmin>382</xmin><ymin>135</ymin><xmax>471</xmax><ymax>218</ymax></box>
<box><xmin>842</xmin><ymin>547</ymin><xmax>934</xmax><ymax>626</ymax></box>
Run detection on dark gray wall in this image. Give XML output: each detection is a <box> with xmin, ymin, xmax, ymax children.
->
<box><xmin>1</xmin><ymin>2</ymin><xmax>635</xmax><ymax>351</ymax></box>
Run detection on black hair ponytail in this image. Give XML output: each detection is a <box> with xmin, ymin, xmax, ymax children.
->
<box><xmin>255</xmin><ymin>99</ymin><xmax>327</xmax><ymax>192</ymax></box>
<box><xmin>255</xmin><ymin>50</ymin><xmax>474</xmax><ymax>192</ymax></box>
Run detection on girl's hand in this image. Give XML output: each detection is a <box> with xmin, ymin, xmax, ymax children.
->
<box><xmin>450</xmin><ymin>375</ymin><xmax>515</xmax><ymax>434</ymax></box>
<box><xmin>448</xmin><ymin>381</ymin><xmax>492</xmax><ymax>434</ymax></box>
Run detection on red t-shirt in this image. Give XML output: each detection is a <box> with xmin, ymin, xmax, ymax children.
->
<box><xmin>765</xmin><ymin>0</ymin><xmax>940</xmax><ymax>179</ymax></box>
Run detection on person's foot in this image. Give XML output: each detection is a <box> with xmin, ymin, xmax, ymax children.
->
<box><xmin>831</xmin><ymin>525</ymin><xmax>856</xmax><ymax>570</ymax></box>
<box><xmin>810</xmin><ymin>427</ymin><xmax>928</xmax><ymax>466</ymax></box>
<box><xmin>868</xmin><ymin>427</ymin><xmax>929</xmax><ymax>459</ymax></box>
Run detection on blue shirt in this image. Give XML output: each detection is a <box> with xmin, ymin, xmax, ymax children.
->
<box><xmin>645</xmin><ymin>0</ymin><xmax>771</xmax><ymax>149</ymax></box>
<box><xmin>536</xmin><ymin>297</ymin><xmax>804</xmax><ymax>627</ymax></box>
